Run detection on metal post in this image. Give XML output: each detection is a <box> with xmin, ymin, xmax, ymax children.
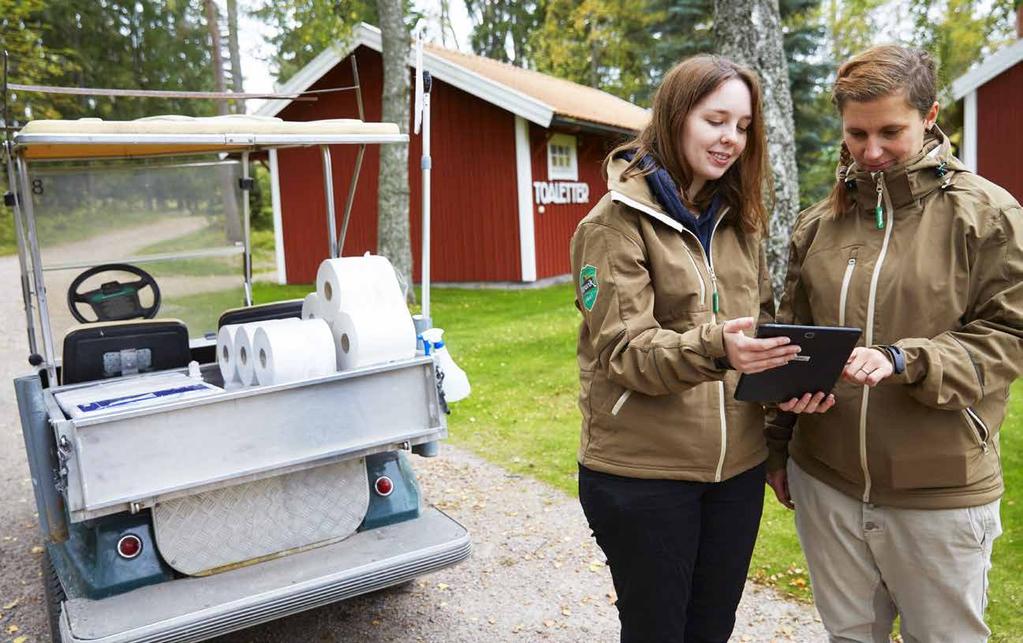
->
<box><xmin>241</xmin><ymin>151</ymin><xmax>252</xmax><ymax>305</ymax></box>
<box><xmin>320</xmin><ymin>145</ymin><xmax>339</xmax><ymax>259</ymax></box>
<box><xmin>421</xmin><ymin>72</ymin><xmax>433</xmax><ymax>320</ymax></box>
<box><xmin>339</xmin><ymin>144</ymin><xmax>365</xmax><ymax>256</ymax></box>
<box><xmin>16</xmin><ymin>156</ymin><xmax>57</xmax><ymax>383</ymax></box>
<box><xmin>351</xmin><ymin>54</ymin><xmax>365</xmax><ymax>121</ymax></box>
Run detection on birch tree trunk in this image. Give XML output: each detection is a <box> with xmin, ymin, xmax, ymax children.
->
<box><xmin>205</xmin><ymin>0</ymin><xmax>242</xmax><ymax>242</ymax></box>
<box><xmin>714</xmin><ymin>0</ymin><xmax>799</xmax><ymax>297</ymax></box>
<box><xmin>226</xmin><ymin>0</ymin><xmax>244</xmax><ymax>114</ymax></box>
<box><xmin>375</xmin><ymin>0</ymin><xmax>414</xmax><ymax>295</ymax></box>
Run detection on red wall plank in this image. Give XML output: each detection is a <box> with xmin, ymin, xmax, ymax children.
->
<box><xmin>977</xmin><ymin>61</ymin><xmax>1023</xmax><ymax>204</ymax></box>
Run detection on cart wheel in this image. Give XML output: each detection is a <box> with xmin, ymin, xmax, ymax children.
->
<box><xmin>41</xmin><ymin>548</ymin><xmax>66</xmax><ymax>643</ymax></box>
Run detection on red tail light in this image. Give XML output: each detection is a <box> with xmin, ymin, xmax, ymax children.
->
<box><xmin>374</xmin><ymin>476</ymin><xmax>394</xmax><ymax>496</ymax></box>
<box><xmin>117</xmin><ymin>534</ymin><xmax>142</xmax><ymax>559</ymax></box>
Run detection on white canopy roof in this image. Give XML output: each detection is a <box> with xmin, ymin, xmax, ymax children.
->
<box><xmin>13</xmin><ymin>115</ymin><xmax>406</xmax><ymax>160</ymax></box>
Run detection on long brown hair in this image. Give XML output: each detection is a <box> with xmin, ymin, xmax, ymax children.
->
<box><xmin>828</xmin><ymin>45</ymin><xmax>937</xmax><ymax>216</ymax></box>
<box><xmin>604</xmin><ymin>54</ymin><xmax>770</xmax><ymax>234</ymax></box>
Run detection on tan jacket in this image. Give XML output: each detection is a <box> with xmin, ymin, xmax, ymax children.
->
<box><xmin>571</xmin><ymin>157</ymin><xmax>774</xmax><ymax>482</ymax></box>
<box><xmin>768</xmin><ymin>129</ymin><xmax>1023</xmax><ymax>509</ymax></box>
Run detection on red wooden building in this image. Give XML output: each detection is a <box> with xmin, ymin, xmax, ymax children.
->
<box><xmin>951</xmin><ymin>19</ymin><xmax>1023</xmax><ymax>204</ymax></box>
<box><xmin>257</xmin><ymin>23</ymin><xmax>648</xmax><ymax>285</ymax></box>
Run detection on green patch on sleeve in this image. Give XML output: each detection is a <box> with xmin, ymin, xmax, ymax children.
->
<box><xmin>580</xmin><ymin>264</ymin><xmax>599</xmax><ymax>311</ymax></box>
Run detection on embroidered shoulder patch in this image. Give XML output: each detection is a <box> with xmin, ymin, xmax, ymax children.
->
<box><xmin>580</xmin><ymin>264</ymin><xmax>599</xmax><ymax>311</ymax></box>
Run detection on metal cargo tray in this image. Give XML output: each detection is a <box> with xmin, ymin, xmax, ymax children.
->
<box><xmin>43</xmin><ymin>357</ymin><xmax>445</xmax><ymax>522</ymax></box>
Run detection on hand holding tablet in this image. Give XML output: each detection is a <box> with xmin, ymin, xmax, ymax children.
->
<box><xmin>733</xmin><ymin>324</ymin><xmax>862</xmax><ymax>404</ymax></box>
<box><xmin>722</xmin><ymin>317</ymin><xmax>803</xmax><ymax>374</ymax></box>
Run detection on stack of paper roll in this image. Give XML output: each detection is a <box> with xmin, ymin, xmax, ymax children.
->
<box><xmin>311</xmin><ymin>254</ymin><xmax>417</xmax><ymax>370</ymax></box>
<box><xmin>217</xmin><ymin>318</ymin><xmax>336</xmax><ymax>387</ymax></box>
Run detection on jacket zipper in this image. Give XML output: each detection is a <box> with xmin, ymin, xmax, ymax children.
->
<box><xmin>962</xmin><ymin>408</ymin><xmax>990</xmax><ymax>453</ymax></box>
<box><xmin>702</xmin><ymin>215</ymin><xmax>728</xmax><ymax>482</ymax></box>
<box><xmin>671</xmin><ymin>208</ymin><xmax>728</xmax><ymax>481</ymax></box>
<box><xmin>838</xmin><ymin>257</ymin><xmax>857</xmax><ymax>327</ymax></box>
<box><xmin>682</xmin><ymin>247</ymin><xmax>706</xmax><ymax>306</ymax></box>
<box><xmin>859</xmin><ymin>172</ymin><xmax>894</xmax><ymax>502</ymax></box>
<box><xmin>608</xmin><ymin>191</ymin><xmax>730</xmax><ymax>481</ymax></box>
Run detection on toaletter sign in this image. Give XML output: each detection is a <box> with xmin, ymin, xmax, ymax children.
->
<box><xmin>533</xmin><ymin>181</ymin><xmax>590</xmax><ymax>205</ymax></box>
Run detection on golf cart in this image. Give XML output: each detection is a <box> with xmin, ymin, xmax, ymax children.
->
<box><xmin>5</xmin><ymin>104</ymin><xmax>469</xmax><ymax>640</ymax></box>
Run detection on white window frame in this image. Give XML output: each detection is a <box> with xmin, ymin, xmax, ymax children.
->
<box><xmin>546</xmin><ymin>133</ymin><xmax>578</xmax><ymax>181</ymax></box>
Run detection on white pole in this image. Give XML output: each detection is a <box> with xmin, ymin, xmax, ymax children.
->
<box><xmin>421</xmin><ymin>74</ymin><xmax>432</xmax><ymax>320</ymax></box>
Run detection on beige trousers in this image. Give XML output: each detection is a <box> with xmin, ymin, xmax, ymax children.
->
<box><xmin>788</xmin><ymin>460</ymin><xmax>1002</xmax><ymax>643</ymax></box>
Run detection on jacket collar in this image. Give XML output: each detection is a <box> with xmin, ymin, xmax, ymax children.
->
<box><xmin>837</xmin><ymin>125</ymin><xmax>967</xmax><ymax>214</ymax></box>
<box><xmin>605</xmin><ymin>155</ymin><xmax>729</xmax><ymax>234</ymax></box>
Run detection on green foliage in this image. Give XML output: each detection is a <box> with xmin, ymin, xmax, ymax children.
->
<box><xmin>904</xmin><ymin>0</ymin><xmax>1018</xmax><ymax>153</ymax></box>
<box><xmin>31</xmin><ymin>0</ymin><xmax>217</xmax><ymax>122</ymax></box>
<box><xmin>249</xmin><ymin>161</ymin><xmax>273</xmax><ymax>231</ymax></box>
<box><xmin>464</xmin><ymin>0</ymin><xmax>547</xmax><ymax>66</ymax></box>
<box><xmin>1</xmin><ymin>0</ymin><xmax>71</xmax><ymax>122</ymax></box>
<box><xmin>250</xmin><ymin>0</ymin><xmax>375</xmax><ymax>83</ymax></box>
<box><xmin>529</xmin><ymin>0</ymin><xmax>666</xmax><ymax>105</ymax></box>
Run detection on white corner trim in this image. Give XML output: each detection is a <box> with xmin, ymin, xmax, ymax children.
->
<box><xmin>963</xmin><ymin>91</ymin><xmax>977</xmax><ymax>172</ymax></box>
<box><xmin>951</xmin><ymin>39</ymin><xmax>1023</xmax><ymax>99</ymax></box>
<box><xmin>268</xmin><ymin>149</ymin><xmax>287</xmax><ymax>284</ymax></box>
<box><xmin>515</xmin><ymin>116</ymin><xmax>537</xmax><ymax>282</ymax></box>
<box><xmin>256</xmin><ymin>22</ymin><xmax>554</xmax><ymax>127</ymax></box>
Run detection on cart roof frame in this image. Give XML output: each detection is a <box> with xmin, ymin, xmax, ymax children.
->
<box><xmin>13</xmin><ymin>115</ymin><xmax>408</xmax><ymax>161</ymax></box>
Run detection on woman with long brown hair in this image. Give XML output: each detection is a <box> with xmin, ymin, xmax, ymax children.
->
<box><xmin>571</xmin><ymin>55</ymin><xmax>825</xmax><ymax>642</ymax></box>
<box><xmin>767</xmin><ymin>44</ymin><xmax>1023</xmax><ymax>641</ymax></box>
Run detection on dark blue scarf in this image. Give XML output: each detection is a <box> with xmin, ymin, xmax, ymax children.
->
<box><xmin>621</xmin><ymin>152</ymin><xmax>721</xmax><ymax>258</ymax></box>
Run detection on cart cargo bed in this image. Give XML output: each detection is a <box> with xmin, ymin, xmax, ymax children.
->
<box><xmin>44</xmin><ymin>357</ymin><xmax>445</xmax><ymax>522</ymax></box>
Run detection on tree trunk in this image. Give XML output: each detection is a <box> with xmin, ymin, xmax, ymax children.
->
<box><xmin>226</xmin><ymin>0</ymin><xmax>244</xmax><ymax>114</ymax></box>
<box><xmin>205</xmin><ymin>0</ymin><xmax>242</xmax><ymax>242</ymax></box>
<box><xmin>713</xmin><ymin>0</ymin><xmax>800</xmax><ymax>297</ymax></box>
<box><xmin>375</xmin><ymin>0</ymin><xmax>414</xmax><ymax>295</ymax></box>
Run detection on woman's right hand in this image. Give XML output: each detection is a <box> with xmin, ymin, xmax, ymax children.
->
<box><xmin>722</xmin><ymin>317</ymin><xmax>801</xmax><ymax>374</ymax></box>
<box><xmin>766</xmin><ymin>468</ymin><xmax>794</xmax><ymax>509</ymax></box>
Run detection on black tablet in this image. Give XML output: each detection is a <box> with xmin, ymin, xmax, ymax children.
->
<box><xmin>733</xmin><ymin>324</ymin><xmax>862</xmax><ymax>403</ymax></box>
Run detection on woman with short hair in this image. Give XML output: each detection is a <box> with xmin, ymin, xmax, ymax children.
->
<box><xmin>767</xmin><ymin>44</ymin><xmax>1023</xmax><ymax>642</ymax></box>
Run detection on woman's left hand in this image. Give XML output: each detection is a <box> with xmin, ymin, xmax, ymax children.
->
<box><xmin>841</xmin><ymin>346</ymin><xmax>893</xmax><ymax>387</ymax></box>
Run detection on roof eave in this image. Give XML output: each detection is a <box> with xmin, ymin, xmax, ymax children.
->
<box><xmin>550</xmin><ymin>115</ymin><xmax>642</xmax><ymax>138</ymax></box>
<box><xmin>255</xmin><ymin>23</ymin><xmax>554</xmax><ymax>128</ymax></box>
<box><xmin>951</xmin><ymin>38</ymin><xmax>1023</xmax><ymax>100</ymax></box>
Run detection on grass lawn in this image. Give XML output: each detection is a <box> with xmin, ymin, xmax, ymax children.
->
<box><xmin>233</xmin><ymin>281</ymin><xmax>1020</xmax><ymax>637</ymax></box>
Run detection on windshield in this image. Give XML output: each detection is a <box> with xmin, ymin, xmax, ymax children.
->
<box><xmin>25</xmin><ymin>155</ymin><xmax>247</xmax><ymax>352</ymax></box>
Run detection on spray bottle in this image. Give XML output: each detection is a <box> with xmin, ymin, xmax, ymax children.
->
<box><xmin>420</xmin><ymin>328</ymin><xmax>470</xmax><ymax>403</ymax></box>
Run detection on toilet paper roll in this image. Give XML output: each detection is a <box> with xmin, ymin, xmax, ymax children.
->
<box><xmin>331</xmin><ymin>309</ymin><xmax>417</xmax><ymax>370</ymax></box>
<box><xmin>216</xmin><ymin>324</ymin><xmax>242</xmax><ymax>383</ymax></box>
<box><xmin>253</xmin><ymin>319</ymin><xmax>337</xmax><ymax>386</ymax></box>
<box><xmin>301</xmin><ymin>293</ymin><xmax>323</xmax><ymax>320</ymax></box>
<box><xmin>234</xmin><ymin>323</ymin><xmax>260</xmax><ymax>386</ymax></box>
<box><xmin>315</xmin><ymin>255</ymin><xmax>409</xmax><ymax>322</ymax></box>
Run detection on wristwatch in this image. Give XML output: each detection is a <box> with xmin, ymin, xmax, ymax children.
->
<box><xmin>876</xmin><ymin>344</ymin><xmax>905</xmax><ymax>375</ymax></box>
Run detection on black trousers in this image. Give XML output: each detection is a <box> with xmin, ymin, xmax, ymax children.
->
<box><xmin>578</xmin><ymin>462</ymin><xmax>765</xmax><ymax>643</ymax></box>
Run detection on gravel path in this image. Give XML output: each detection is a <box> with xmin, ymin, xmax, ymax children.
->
<box><xmin>0</xmin><ymin>251</ymin><xmax>826</xmax><ymax>642</ymax></box>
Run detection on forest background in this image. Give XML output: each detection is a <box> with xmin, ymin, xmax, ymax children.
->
<box><xmin>1</xmin><ymin>0</ymin><xmax>1020</xmax><ymax>257</ymax></box>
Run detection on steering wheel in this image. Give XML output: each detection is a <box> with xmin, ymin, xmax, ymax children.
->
<box><xmin>67</xmin><ymin>263</ymin><xmax>161</xmax><ymax>323</ymax></box>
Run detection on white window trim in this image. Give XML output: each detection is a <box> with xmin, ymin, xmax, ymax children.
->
<box><xmin>547</xmin><ymin>133</ymin><xmax>578</xmax><ymax>181</ymax></box>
